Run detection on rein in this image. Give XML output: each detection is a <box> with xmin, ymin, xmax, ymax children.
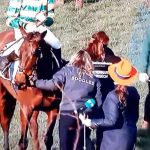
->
<box><xmin>0</xmin><ymin>37</ymin><xmax>24</xmax><ymax>55</ymax></box>
<box><xmin>0</xmin><ymin>63</ymin><xmax>12</xmax><ymax>81</ymax></box>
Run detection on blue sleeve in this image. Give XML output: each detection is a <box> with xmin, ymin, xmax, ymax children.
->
<box><xmin>91</xmin><ymin>94</ymin><xmax>119</xmax><ymax>128</ymax></box>
<box><xmin>35</xmin><ymin>67</ymin><xmax>66</xmax><ymax>91</ymax></box>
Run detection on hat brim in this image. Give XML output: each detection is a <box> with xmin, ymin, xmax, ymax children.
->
<box><xmin>108</xmin><ymin>63</ymin><xmax>138</xmax><ymax>86</ymax></box>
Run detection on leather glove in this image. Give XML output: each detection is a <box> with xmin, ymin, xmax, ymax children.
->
<box><xmin>24</xmin><ymin>23</ymin><xmax>37</xmax><ymax>33</ymax></box>
<box><xmin>79</xmin><ymin>114</ymin><xmax>92</xmax><ymax>127</ymax></box>
<box><xmin>139</xmin><ymin>73</ymin><xmax>149</xmax><ymax>83</ymax></box>
<box><xmin>36</xmin><ymin>11</ymin><xmax>47</xmax><ymax>22</ymax></box>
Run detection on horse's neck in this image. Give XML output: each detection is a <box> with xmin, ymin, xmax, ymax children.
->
<box><xmin>1</xmin><ymin>38</ymin><xmax>24</xmax><ymax>57</ymax></box>
<box><xmin>37</xmin><ymin>41</ymin><xmax>60</xmax><ymax>79</ymax></box>
<box><xmin>0</xmin><ymin>78</ymin><xmax>17</xmax><ymax>99</ymax></box>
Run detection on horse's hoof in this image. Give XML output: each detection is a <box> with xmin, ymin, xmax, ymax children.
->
<box><xmin>3</xmin><ymin>145</ymin><xmax>9</xmax><ymax>150</ymax></box>
<box><xmin>44</xmin><ymin>136</ymin><xmax>53</xmax><ymax>150</ymax></box>
<box><xmin>18</xmin><ymin>139</ymin><xmax>28</xmax><ymax>150</ymax></box>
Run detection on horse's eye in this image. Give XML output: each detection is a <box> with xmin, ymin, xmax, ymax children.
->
<box><xmin>33</xmin><ymin>34</ymin><xmax>37</xmax><ymax>37</ymax></box>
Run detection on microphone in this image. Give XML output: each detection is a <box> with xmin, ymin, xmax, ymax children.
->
<box><xmin>77</xmin><ymin>98</ymin><xmax>96</xmax><ymax>114</ymax></box>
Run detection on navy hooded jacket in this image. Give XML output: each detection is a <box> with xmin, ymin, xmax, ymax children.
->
<box><xmin>35</xmin><ymin>65</ymin><xmax>102</xmax><ymax>112</ymax></box>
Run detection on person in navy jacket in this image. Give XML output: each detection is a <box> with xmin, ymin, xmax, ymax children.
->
<box><xmin>80</xmin><ymin>59</ymin><xmax>140</xmax><ymax>150</ymax></box>
<box><xmin>35</xmin><ymin>50</ymin><xmax>102</xmax><ymax>150</ymax></box>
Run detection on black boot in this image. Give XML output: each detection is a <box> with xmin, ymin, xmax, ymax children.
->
<box><xmin>51</xmin><ymin>48</ymin><xmax>69</xmax><ymax>68</ymax></box>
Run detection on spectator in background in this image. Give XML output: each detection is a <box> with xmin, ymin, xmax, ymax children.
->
<box><xmin>138</xmin><ymin>26</ymin><xmax>150</xmax><ymax>129</ymax></box>
<box><xmin>86</xmin><ymin>31</ymin><xmax>121</xmax><ymax>150</ymax></box>
<box><xmin>127</xmin><ymin>0</ymin><xmax>150</xmax><ymax>130</ymax></box>
<box><xmin>80</xmin><ymin>59</ymin><xmax>140</xmax><ymax>150</ymax></box>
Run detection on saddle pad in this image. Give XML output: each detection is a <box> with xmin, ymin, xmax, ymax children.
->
<box><xmin>9</xmin><ymin>60</ymin><xmax>19</xmax><ymax>83</ymax></box>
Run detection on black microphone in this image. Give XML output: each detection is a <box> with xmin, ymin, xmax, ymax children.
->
<box><xmin>77</xmin><ymin>98</ymin><xmax>96</xmax><ymax>114</ymax></box>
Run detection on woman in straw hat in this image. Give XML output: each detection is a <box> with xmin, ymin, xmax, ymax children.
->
<box><xmin>79</xmin><ymin>59</ymin><xmax>140</xmax><ymax>150</ymax></box>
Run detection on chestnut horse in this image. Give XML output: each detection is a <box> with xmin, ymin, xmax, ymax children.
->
<box><xmin>0</xmin><ymin>29</ymin><xmax>65</xmax><ymax>150</ymax></box>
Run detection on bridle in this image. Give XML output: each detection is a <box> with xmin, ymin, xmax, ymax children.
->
<box><xmin>15</xmin><ymin>32</ymin><xmax>42</xmax><ymax>88</ymax></box>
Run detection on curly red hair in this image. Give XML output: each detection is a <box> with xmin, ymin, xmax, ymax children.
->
<box><xmin>115</xmin><ymin>85</ymin><xmax>128</xmax><ymax>106</ymax></box>
<box><xmin>85</xmin><ymin>39</ymin><xmax>105</xmax><ymax>61</ymax></box>
<box><xmin>92</xmin><ymin>31</ymin><xmax>109</xmax><ymax>45</ymax></box>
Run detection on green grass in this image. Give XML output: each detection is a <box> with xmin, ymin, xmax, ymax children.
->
<box><xmin>136</xmin><ymin>129</ymin><xmax>150</xmax><ymax>150</ymax></box>
<box><xmin>0</xmin><ymin>0</ymin><xmax>150</xmax><ymax>149</ymax></box>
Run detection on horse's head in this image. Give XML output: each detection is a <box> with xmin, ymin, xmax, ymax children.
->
<box><xmin>15</xmin><ymin>31</ymin><xmax>46</xmax><ymax>88</ymax></box>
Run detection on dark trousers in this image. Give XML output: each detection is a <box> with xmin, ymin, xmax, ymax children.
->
<box><xmin>96</xmin><ymin>128</ymin><xmax>103</xmax><ymax>150</ymax></box>
<box><xmin>59</xmin><ymin>113</ymin><xmax>94</xmax><ymax>150</ymax></box>
<box><xmin>144</xmin><ymin>82</ymin><xmax>150</xmax><ymax>122</ymax></box>
<box><xmin>90</xmin><ymin>107</ymin><xmax>103</xmax><ymax>150</ymax></box>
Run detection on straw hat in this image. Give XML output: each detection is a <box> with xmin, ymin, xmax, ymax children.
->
<box><xmin>108</xmin><ymin>59</ymin><xmax>138</xmax><ymax>85</ymax></box>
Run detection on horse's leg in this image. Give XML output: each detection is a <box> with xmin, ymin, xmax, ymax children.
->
<box><xmin>75</xmin><ymin>0</ymin><xmax>83</xmax><ymax>8</ymax></box>
<box><xmin>18</xmin><ymin>106</ymin><xmax>33</xmax><ymax>150</ymax></box>
<box><xmin>44</xmin><ymin>109</ymin><xmax>58</xmax><ymax>150</ymax></box>
<box><xmin>29</xmin><ymin>111</ymin><xmax>41</xmax><ymax>150</ymax></box>
<box><xmin>0</xmin><ymin>84</ymin><xmax>16</xmax><ymax>150</ymax></box>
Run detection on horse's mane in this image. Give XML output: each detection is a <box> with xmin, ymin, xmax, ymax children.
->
<box><xmin>36</xmin><ymin>40</ymin><xmax>60</xmax><ymax>80</ymax></box>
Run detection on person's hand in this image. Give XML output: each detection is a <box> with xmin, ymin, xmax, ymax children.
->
<box><xmin>29</xmin><ymin>71</ymin><xmax>38</xmax><ymax>87</ymax></box>
<box><xmin>139</xmin><ymin>73</ymin><xmax>149</xmax><ymax>83</ymax></box>
<box><xmin>36</xmin><ymin>11</ymin><xmax>47</xmax><ymax>22</ymax></box>
<box><xmin>79</xmin><ymin>113</ymin><xmax>85</xmax><ymax>120</ymax></box>
<box><xmin>79</xmin><ymin>114</ymin><xmax>92</xmax><ymax>127</ymax></box>
<box><xmin>24</xmin><ymin>23</ymin><xmax>37</xmax><ymax>33</ymax></box>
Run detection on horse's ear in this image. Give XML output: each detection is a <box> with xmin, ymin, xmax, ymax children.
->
<box><xmin>19</xmin><ymin>27</ymin><xmax>27</xmax><ymax>37</ymax></box>
<box><xmin>41</xmin><ymin>30</ymin><xmax>47</xmax><ymax>39</ymax></box>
